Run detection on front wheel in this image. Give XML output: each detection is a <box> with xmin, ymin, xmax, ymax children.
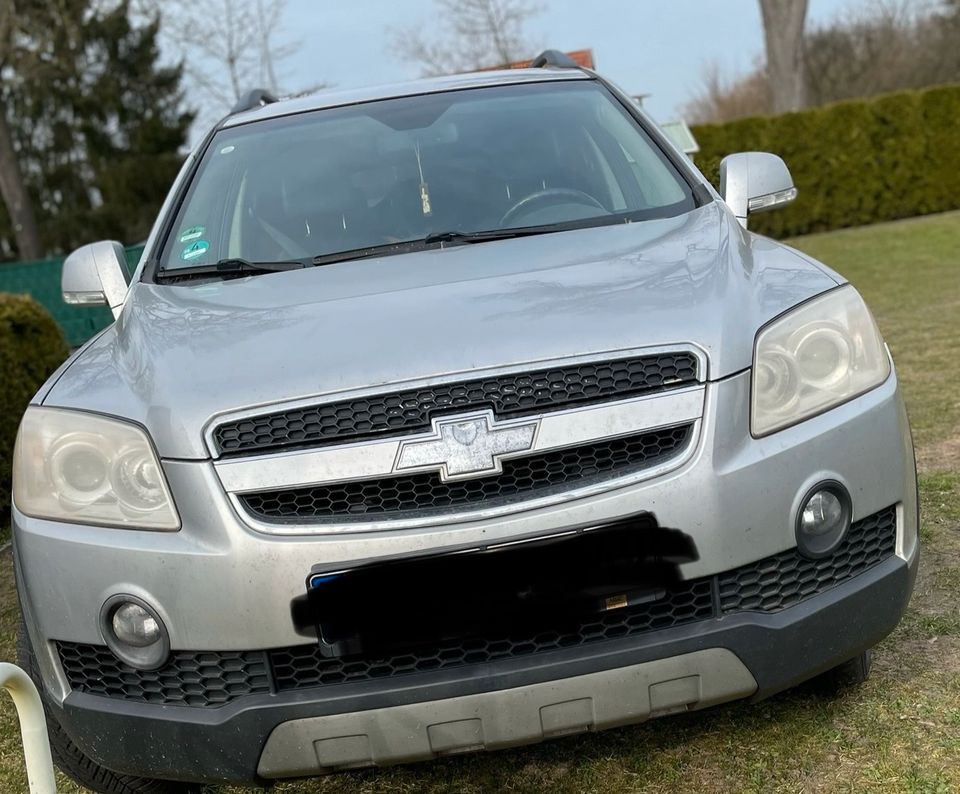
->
<box><xmin>17</xmin><ymin>617</ymin><xmax>200</xmax><ymax>794</ymax></box>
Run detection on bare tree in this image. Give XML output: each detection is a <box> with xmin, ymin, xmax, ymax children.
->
<box><xmin>0</xmin><ymin>0</ymin><xmax>43</xmax><ymax>260</ymax></box>
<box><xmin>805</xmin><ymin>0</ymin><xmax>948</xmax><ymax>105</ymax></box>
<box><xmin>393</xmin><ymin>0</ymin><xmax>542</xmax><ymax>75</ymax></box>
<box><xmin>150</xmin><ymin>0</ymin><xmax>296</xmax><ymax>111</ymax></box>
<box><xmin>683</xmin><ymin>61</ymin><xmax>772</xmax><ymax>123</ymax></box>
<box><xmin>759</xmin><ymin>0</ymin><xmax>808</xmax><ymax>113</ymax></box>
<box><xmin>687</xmin><ymin>0</ymin><xmax>960</xmax><ymax>123</ymax></box>
<box><xmin>255</xmin><ymin>0</ymin><xmax>284</xmax><ymax>93</ymax></box>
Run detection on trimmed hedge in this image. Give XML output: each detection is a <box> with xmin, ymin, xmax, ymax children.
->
<box><xmin>1</xmin><ymin>294</ymin><xmax>69</xmax><ymax>521</ymax></box>
<box><xmin>692</xmin><ymin>83</ymin><xmax>960</xmax><ymax>238</ymax></box>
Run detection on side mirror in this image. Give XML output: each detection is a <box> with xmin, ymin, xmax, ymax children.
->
<box><xmin>720</xmin><ymin>152</ymin><xmax>797</xmax><ymax>228</ymax></box>
<box><xmin>62</xmin><ymin>241</ymin><xmax>130</xmax><ymax>317</ymax></box>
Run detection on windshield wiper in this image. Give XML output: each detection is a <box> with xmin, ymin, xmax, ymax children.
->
<box><xmin>311</xmin><ymin>240</ymin><xmax>432</xmax><ymax>267</ymax></box>
<box><xmin>311</xmin><ymin>225</ymin><xmax>568</xmax><ymax>268</ymax></box>
<box><xmin>159</xmin><ymin>219</ymin><xmax>623</xmax><ymax>279</ymax></box>
<box><xmin>422</xmin><ymin>227</ymin><xmax>559</xmax><ymax>245</ymax></box>
<box><xmin>156</xmin><ymin>257</ymin><xmax>308</xmax><ymax>283</ymax></box>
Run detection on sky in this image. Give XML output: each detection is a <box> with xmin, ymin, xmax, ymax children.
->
<box><xmin>276</xmin><ymin>0</ymin><xmax>864</xmax><ymax>123</ymax></box>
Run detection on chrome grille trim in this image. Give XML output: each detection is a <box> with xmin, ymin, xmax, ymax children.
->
<box><xmin>216</xmin><ymin>386</ymin><xmax>704</xmax><ymax>494</ymax></box>
<box><xmin>223</xmin><ymin>413</ymin><xmax>702</xmax><ymax>535</ymax></box>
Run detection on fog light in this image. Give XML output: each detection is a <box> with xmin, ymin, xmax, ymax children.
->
<box><xmin>112</xmin><ymin>603</ymin><xmax>161</xmax><ymax>647</ymax></box>
<box><xmin>100</xmin><ymin>595</ymin><xmax>169</xmax><ymax>670</ymax></box>
<box><xmin>796</xmin><ymin>482</ymin><xmax>851</xmax><ymax>558</ymax></box>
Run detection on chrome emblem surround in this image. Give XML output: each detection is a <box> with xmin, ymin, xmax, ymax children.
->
<box><xmin>395</xmin><ymin>410</ymin><xmax>539</xmax><ymax>482</ymax></box>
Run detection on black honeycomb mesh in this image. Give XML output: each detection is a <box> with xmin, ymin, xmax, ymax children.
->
<box><xmin>270</xmin><ymin>580</ymin><xmax>716</xmax><ymax>690</ymax></box>
<box><xmin>213</xmin><ymin>353</ymin><xmax>699</xmax><ymax>456</ymax></box>
<box><xmin>56</xmin><ymin>506</ymin><xmax>896</xmax><ymax>706</ymax></box>
<box><xmin>717</xmin><ymin>505</ymin><xmax>897</xmax><ymax>613</ymax></box>
<box><xmin>240</xmin><ymin>425</ymin><xmax>692</xmax><ymax>523</ymax></box>
<box><xmin>57</xmin><ymin>644</ymin><xmax>270</xmax><ymax>706</ymax></box>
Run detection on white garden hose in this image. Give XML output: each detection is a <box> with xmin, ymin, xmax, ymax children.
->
<box><xmin>0</xmin><ymin>663</ymin><xmax>57</xmax><ymax>793</ymax></box>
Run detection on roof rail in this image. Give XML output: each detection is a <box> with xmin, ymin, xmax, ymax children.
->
<box><xmin>530</xmin><ymin>49</ymin><xmax>579</xmax><ymax>69</ymax></box>
<box><xmin>230</xmin><ymin>88</ymin><xmax>279</xmax><ymax>115</ymax></box>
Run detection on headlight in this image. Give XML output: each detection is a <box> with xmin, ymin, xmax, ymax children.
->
<box><xmin>12</xmin><ymin>407</ymin><xmax>180</xmax><ymax>530</ymax></box>
<box><xmin>751</xmin><ymin>286</ymin><xmax>890</xmax><ymax>437</ymax></box>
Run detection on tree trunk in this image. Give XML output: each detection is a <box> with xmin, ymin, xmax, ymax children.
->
<box><xmin>0</xmin><ymin>111</ymin><xmax>42</xmax><ymax>260</ymax></box>
<box><xmin>759</xmin><ymin>0</ymin><xmax>809</xmax><ymax>113</ymax></box>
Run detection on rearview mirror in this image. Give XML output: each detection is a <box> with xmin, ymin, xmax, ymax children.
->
<box><xmin>720</xmin><ymin>152</ymin><xmax>797</xmax><ymax>228</ymax></box>
<box><xmin>62</xmin><ymin>241</ymin><xmax>130</xmax><ymax>317</ymax></box>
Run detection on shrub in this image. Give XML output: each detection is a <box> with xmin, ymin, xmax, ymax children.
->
<box><xmin>0</xmin><ymin>293</ymin><xmax>69</xmax><ymax>521</ymax></box>
<box><xmin>919</xmin><ymin>85</ymin><xmax>960</xmax><ymax>215</ymax></box>
<box><xmin>691</xmin><ymin>83</ymin><xmax>960</xmax><ymax>237</ymax></box>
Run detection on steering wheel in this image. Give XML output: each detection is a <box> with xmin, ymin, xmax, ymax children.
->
<box><xmin>499</xmin><ymin>188</ymin><xmax>606</xmax><ymax>227</ymax></box>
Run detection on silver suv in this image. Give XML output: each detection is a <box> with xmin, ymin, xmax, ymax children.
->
<box><xmin>12</xmin><ymin>54</ymin><xmax>917</xmax><ymax>792</ymax></box>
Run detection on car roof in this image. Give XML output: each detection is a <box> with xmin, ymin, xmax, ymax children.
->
<box><xmin>221</xmin><ymin>68</ymin><xmax>593</xmax><ymax>128</ymax></box>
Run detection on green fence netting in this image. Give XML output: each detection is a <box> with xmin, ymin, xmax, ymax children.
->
<box><xmin>0</xmin><ymin>246</ymin><xmax>144</xmax><ymax>348</ymax></box>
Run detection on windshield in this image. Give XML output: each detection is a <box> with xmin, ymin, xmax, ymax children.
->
<box><xmin>157</xmin><ymin>80</ymin><xmax>696</xmax><ymax>272</ymax></box>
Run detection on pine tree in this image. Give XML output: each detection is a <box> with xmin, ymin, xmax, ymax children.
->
<box><xmin>0</xmin><ymin>0</ymin><xmax>194</xmax><ymax>260</ymax></box>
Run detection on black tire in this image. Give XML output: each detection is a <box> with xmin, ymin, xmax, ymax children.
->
<box><xmin>808</xmin><ymin>648</ymin><xmax>873</xmax><ymax>694</ymax></box>
<box><xmin>17</xmin><ymin>618</ymin><xmax>201</xmax><ymax>794</ymax></box>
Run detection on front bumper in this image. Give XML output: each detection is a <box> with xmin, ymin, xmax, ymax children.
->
<box><xmin>43</xmin><ymin>549</ymin><xmax>916</xmax><ymax>785</ymax></box>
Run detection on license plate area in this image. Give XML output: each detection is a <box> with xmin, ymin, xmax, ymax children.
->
<box><xmin>305</xmin><ymin>515</ymin><xmax>697</xmax><ymax>659</ymax></box>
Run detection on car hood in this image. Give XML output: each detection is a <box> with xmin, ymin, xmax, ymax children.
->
<box><xmin>45</xmin><ymin>203</ymin><xmax>840</xmax><ymax>459</ymax></box>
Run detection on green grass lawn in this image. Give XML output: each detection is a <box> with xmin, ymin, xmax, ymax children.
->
<box><xmin>1</xmin><ymin>211</ymin><xmax>959</xmax><ymax>793</ymax></box>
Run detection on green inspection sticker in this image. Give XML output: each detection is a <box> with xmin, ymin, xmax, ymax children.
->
<box><xmin>180</xmin><ymin>240</ymin><xmax>210</xmax><ymax>261</ymax></box>
<box><xmin>179</xmin><ymin>225</ymin><xmax>205</xmax><ymax>243</ymax></box>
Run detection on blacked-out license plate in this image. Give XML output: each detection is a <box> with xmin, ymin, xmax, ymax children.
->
<box><xmin>304</xmin><ymin>514</ymin><xmax>697</xmax><ymax>658</ymax></box>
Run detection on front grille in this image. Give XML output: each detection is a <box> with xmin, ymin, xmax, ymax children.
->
<box><xmin>240</xmin><ymin>425</ymin><xmax>692</xmax><ymax>523</ymax></box>
<box><xmin>717</xmin><ymin>505</ymin><xmax>897</xmax><ymax>613</ymax></box>
<box><xmin>213</xmin><ymin>353</ymin><xmax>699</xmax><ymax>456</ymax></box>
<box><xmin>57</xmin><ymin>644</ymin><xmax>270</xmax><ymax>706</ymax></box>
<box><xmin>57</xmin><ymin>505</ymin><xmax>896</xmax><ymax>706</ymax></box>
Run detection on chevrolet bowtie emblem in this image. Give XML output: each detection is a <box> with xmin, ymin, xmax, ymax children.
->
<box><xmin>395</xmin><ymin>411</ymin><xmax>539</xmax><ymax>482</ymax></box>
